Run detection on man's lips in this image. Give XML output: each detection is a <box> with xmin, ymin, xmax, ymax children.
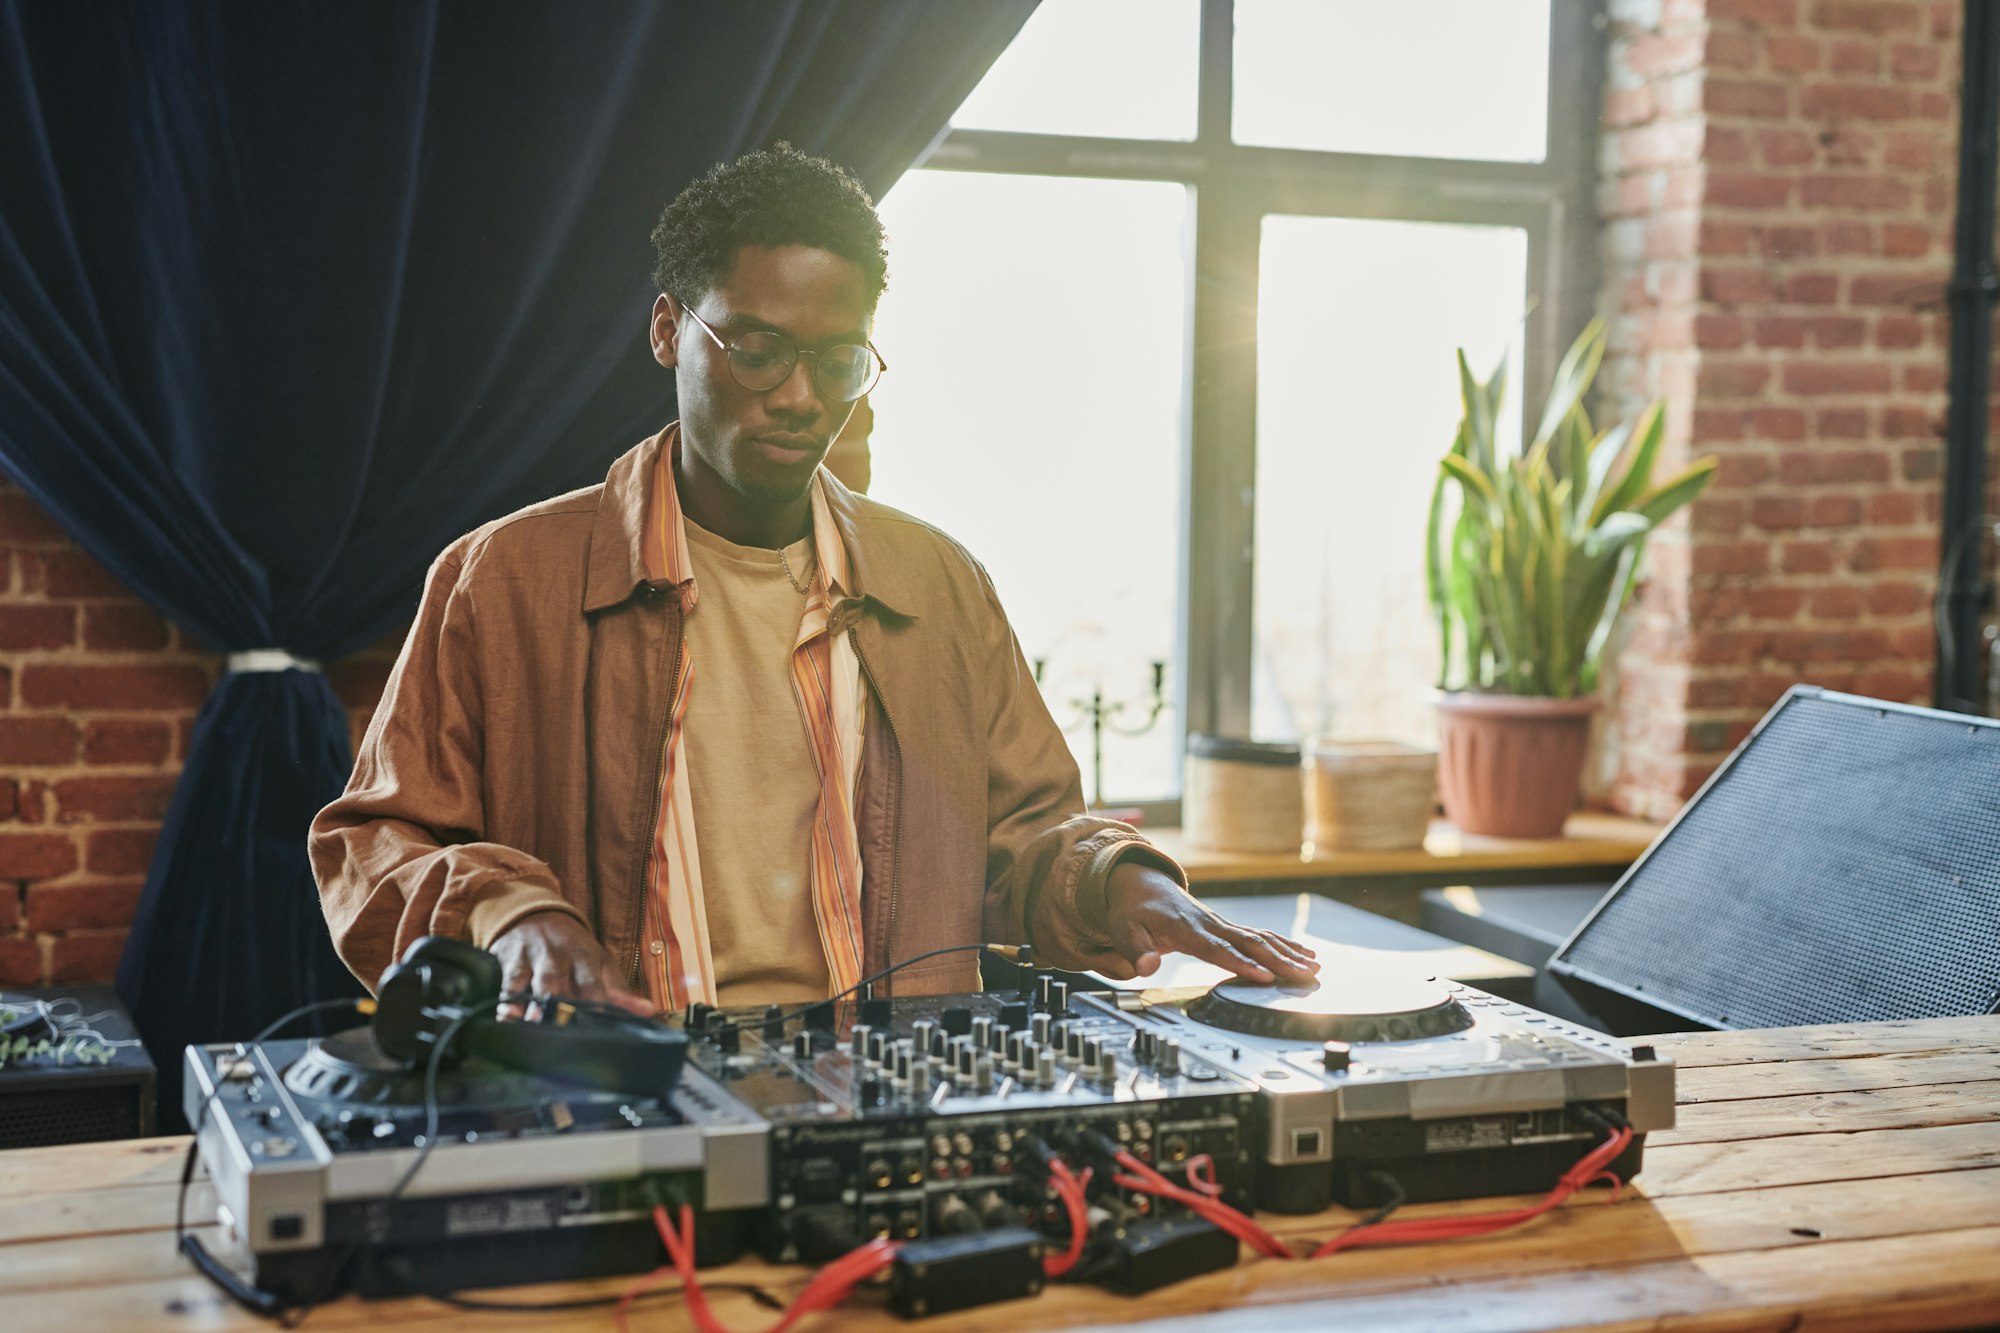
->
<box><xmin>754</xmin><ymin>433</ymin><xmax>821</xmax><ymax>459</ymax></box>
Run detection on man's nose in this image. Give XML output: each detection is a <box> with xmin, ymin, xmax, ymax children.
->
<box><xmin>767</xmin><ymin>354</ymin><xmax>824</xmax><ymax>420</ymax></box>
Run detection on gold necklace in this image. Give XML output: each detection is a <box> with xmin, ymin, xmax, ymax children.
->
<box><xmin>777</xmin><ymin>542</ymin><xmax>813</xmax><ymax>595</ymax></box>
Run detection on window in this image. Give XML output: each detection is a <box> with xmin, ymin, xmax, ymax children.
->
<box><xmin>868</xmin><ymin>0</ymin><xmax>1598</xmax><ymax>813</ymax></box>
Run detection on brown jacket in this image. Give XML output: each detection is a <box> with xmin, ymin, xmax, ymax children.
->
<box><xmin>310</xmin><ymin>427</ymin><xmax>1184</xmax><ymax>998</ymax></box>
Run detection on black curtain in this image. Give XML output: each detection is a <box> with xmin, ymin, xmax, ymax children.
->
<box><xmin>0</xmin><ymin>0</ymin><xmax>1035</xmax><ymax>1129</ymax></box>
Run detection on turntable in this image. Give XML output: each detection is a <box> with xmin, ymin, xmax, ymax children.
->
<box><xmin>1083</xmin><ymin>964</ymin><xmax>1675</xmax><ymax>1213</ymax></box>
<box><xmin>183</xmin><ymin>1028</ymin><xmax>770</xmax><ymax>1303</ymax></box>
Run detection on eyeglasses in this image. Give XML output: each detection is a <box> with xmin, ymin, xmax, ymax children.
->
<box><xmin>678</xmin><ymin>302</ymin><xmax>886</xmax><ymax>403</ymax></box>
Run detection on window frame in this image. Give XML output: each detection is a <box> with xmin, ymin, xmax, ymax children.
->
<box><xmin>914</xmin><ymin>0</ymin><xmax>1606</xmax><ymax>819</ymax></box>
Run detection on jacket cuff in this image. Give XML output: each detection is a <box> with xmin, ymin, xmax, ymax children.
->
<box><xmin>463</xmin><ymin>881</ymin><xmax>590</xmax><ymax>951</ymax></box>
<box><xmin>1074</xmin><ymin>838</ymin><xmax>1190</xmax><ymax>936</ymax></box>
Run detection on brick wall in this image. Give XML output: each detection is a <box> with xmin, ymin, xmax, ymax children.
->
<box><xmin>0</xmin><ymin>479</ymin><xmax>399</xmax><ymax>987</ymax></box>
<box><xmin>1600</xmin><ymin>0</ymin><xmax>1958</xmax><ymax>818</ymax></box>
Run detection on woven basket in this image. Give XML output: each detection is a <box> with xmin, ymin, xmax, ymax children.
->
<box><xmin>1307</xmin><ymin>741</ymin><xmax>1438</xmax><ymax>852</ymax></box>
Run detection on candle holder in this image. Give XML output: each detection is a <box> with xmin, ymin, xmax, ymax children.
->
<box><xmin>1031</xmin><ymin>659</ymin><xmax>1170</xmax><ymax>808</ymax></box>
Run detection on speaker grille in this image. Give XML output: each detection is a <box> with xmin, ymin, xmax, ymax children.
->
<box><xmin>0</xmin><ymin>1084</ymin><xmax>144</xmax><ymax>1150</ymax></box>
<box><xmin>1554</xmin><ymin>689</ymin><xmax>2000</xmax><ymax>1029</ymax></box>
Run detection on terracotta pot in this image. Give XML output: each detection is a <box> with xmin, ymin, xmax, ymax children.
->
<box><xmin>1434</xmin><ymin>693</ymin><xmax>1599</xmax><ymax>838</ymax></box>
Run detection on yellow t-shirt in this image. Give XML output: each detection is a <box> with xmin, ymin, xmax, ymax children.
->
<box><xmin>680</xmin><ymin>516</ymin><xmax>832</xmax><ymax>1005</ymax></box>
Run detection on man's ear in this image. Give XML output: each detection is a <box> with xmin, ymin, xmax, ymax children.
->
<box><xmin>650</xmin><ymin>293</ymin><xmax>683</xmax><ymax>370</ymax></box>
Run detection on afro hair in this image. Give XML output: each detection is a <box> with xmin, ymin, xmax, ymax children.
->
<box><xmin>650</xmin><ymin>143</ymin><xmax>889</xmax><ymax>308</ymax></box>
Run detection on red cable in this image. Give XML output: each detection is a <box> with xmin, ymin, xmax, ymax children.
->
<box><xmin>616</xmin><ymin>1203</ymin><xmax>899</xmax><ymax>1333</ymax></box>
<box><xmin>1112</xmin><ymin>1150</ymin><xmax>1294</xmax><ymax>1260</ymax></box>
<box><xmin>1309</xmin><ymin>1127</ymin><xmax>1633</xmax><ymax>1259</ymax></box>
<box><xmin>1183</xmin><ymin>1154</ymin><xmax>1225</xmax><ymax>1198</ymax></box>
<box><xmin>1043</xmin><ymin>1158</ymin><xmax>1092</xmax><ymax>1278</ymax></box>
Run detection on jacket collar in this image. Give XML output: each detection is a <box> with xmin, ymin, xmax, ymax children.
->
<box><xmin>583</xmin><ymin>423</ymin><xmax>917</xmax><ymax>620</ymax></box>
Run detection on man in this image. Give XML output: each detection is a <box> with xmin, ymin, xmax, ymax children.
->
<box><xmin>311</xmin><ymin>146</ymin><xmax>1317</xmax><ymax>1013</ymax></box>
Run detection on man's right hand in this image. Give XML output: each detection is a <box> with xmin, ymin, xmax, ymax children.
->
<box><xmin>489</xmin><ymin>911</ymin><xmax>656</xmax><ymax>1019</ymax></box>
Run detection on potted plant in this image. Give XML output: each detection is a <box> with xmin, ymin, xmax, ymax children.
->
<box><xmin>1426</xmin><ymin>320</ymin><xmax>1715</xmax><ymax>837</ymax></box>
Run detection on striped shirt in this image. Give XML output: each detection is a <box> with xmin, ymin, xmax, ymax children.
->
<box><xmin>637</xmin><ymin>432</ymin><xmax>866</xmax><ymax>1009</ymax></box>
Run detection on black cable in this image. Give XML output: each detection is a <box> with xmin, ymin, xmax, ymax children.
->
<box><xmin>176</xmin><ymin>997</ymin><xmax>376</xmax><ymax>1321</ymax></box>
<box><xmin>417</xmin><ymin>1282</ymin><xmax>787</xmax><ymax>1313</ymax></box>
<box><xmin>384</xmin><ymin>1008</ymin><xmax>476</xmax><ymax>1205</ymax></box>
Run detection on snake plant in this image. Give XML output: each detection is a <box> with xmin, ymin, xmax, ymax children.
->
<box><xmin>1426</xmin><ymin>319</ymin><xmax>1716</xmax><ymax>698</ymax></box>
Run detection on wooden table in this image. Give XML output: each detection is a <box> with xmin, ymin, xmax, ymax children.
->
<box><xmin>1153</xmin><ymin>813</ymin><xmax>1660</xmax><ymax>924</ymax></box>
<box><xmin>4</xmin><ymin>1016</ymin><xmax>1996</xmax><ymax>1332</ymax></box>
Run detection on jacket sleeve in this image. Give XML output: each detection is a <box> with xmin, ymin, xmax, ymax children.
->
<box><xmin>309</xmin><ymin>543</ymin><xmax>588</xmax><ymax>991</ymax></box>
<box><xmin>972</xmin><ymin>567</ymin><xmax>1190</xmax><ymax>969</ymax></box>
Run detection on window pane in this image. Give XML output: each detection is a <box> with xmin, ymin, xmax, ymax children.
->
<box><xmin>950</xmin><ymin>0</ymin><xmax>1199</xmax><ymax>142</ymax></box>
<box><xmin>870</xmin><ymin>172</ymin><xmax>1190</xmax><ymax>802</ymax></box>
<box><xmin>1251</xmin><ymin>215</ymin><xmax>1526</xmax><ymax>747</ymax></box>
<box><xmin>1233</xmin><ymin>0</ymin><xmax>1550</xmax><ymax>162</ymax></box>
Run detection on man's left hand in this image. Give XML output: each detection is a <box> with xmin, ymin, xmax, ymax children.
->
<box><xmin>1077</xmin><ymin>863</ymin><xmax>1321</xmax><ymax>984</ymax></box>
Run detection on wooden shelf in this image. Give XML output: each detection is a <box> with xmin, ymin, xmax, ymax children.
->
<box><xmin>1149</xmin><ymin>811</ymin><xmax>1662</xmax><ymax>886</ymax></box>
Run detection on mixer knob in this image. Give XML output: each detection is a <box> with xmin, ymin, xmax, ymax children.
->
<box><xmin>1083</xmin><ymin>1036</ymin><xmax>1102</xmax><ymax>1067</ymax></box>
<box><xmin>957</xmin><ymin>1045</ymin><xmax>977</xmax><ymax>1079</ymax></box>
<box><xmin>715</xmin><ymin>1024</ymin><xmax>741</xmax><ymax>1055</ymax></box>
<box><xmin>793</xmin><ymin>1031</ymin><xmax>816</xmax><ymax>1060</ymax></box>
<box><xmin>1031</xmin><ymin>1013</ymin><xmax>1052</xmax><ymax>1043</ymax></box>
<box><xmin>929</xmin><ymin>1027</ymin><xmax>948</xmax><ymax>1059</ymax></box>
<box><xmin>1034</xmin><ymin>974</ymin><xmax>1055</xmax><ymax>1009</ymax></box>
<box><xmin>762</xmin><ymin>1004</ymin><xmax>785</xmax><ymax>1038</ymax></box>
<box><xmin>911</xmin><ymin>1019</ymin><xmax>935</xmax><ymax>1051</ymax></box>
<box><xmin>858</xmin><ymin>1077</ymin><xmax>888</xmax><ymax>1108</ymax></box>
<box><xmin>868</xmin><ymin>1030</ymin><xmax>891</xmax><ymax>1066</ymax></box>
<box><xmin>851</xmin><ymin>1023</ymin><xmax>873</xmax><ymax>1057</ymax></box>
<box><xmin>1065</xmin><ymin>1027</ymin><xmax>1085</xmax><ymax>1062</ymax></box>
<box><xmin>1048</xmin><ymin>981</ymin><xmax>1069</xmax><ymax>1012</ymax></box>
<box><xmin>1135</xmin><ymin>1031</ymin><xmax>1157</xmax><ymax>1063</ymax></box>
<box><xmin>1007</xmin><ymin>1032</ymin><xmax>1026</xmax><ymax>1066</ymax></box>
<box><xmin>1098</xmin><ymin>1048</ymin><xmax>1119</xmax><ymax>1083</ymax></box>
<box><xmin>999</xmin><ymin>1001</ymin><xmax>1029</xmax><ymax>1031</ymax></box>
<box><xmin>859</xmin><ymin>997</ymin><xmax>893</xmax><ymax>1027</ymax></box>
<box><xmin>895</xmin><ymin>1046</ymin><xmax>913</xmax><ymax>1082</ymax></box>
<box><xmin>1035</xmin><ymin>1048</ymin><xmax>1057</xmax><ymax>1087</ymax></box>
<box><xmin>1158</xmin><ymin>1039</ymin><xmax>1181</xmax><ymax>1076</ymax></box>
<box><xmin>1321</xmin><ymin>1041</ymin><xmax>1352</xmax><ymax>1073</ymax></box>
<box><xmin>911</xmin><ymin>1063</ymin><xmax>934</xmax><ymax>1098</ymax></box>
<box><xmin>971</xmin><ymin>1016</ymin><xmax>993</xmax><ymax>1049</ymax></box>
<box><xmin>973</xmin><ymin>1055</ymin><xmax>995</xmax><ymax>1094</ymax></box>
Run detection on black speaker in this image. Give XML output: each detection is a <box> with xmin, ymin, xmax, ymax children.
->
<box><xmin>0</xmin><ymin>983</ymin><xmax>156</xmax><ymax>1147</ymax></box>
<box><xmin>1550</xmin><ymin>686</ymin><xmax>2000</xmax><ymax>1031</ymax></box>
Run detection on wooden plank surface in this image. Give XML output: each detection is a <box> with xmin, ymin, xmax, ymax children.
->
<box><xmin>1149</xmin><ymin>811</ymin><xmax>1659</xmax><ymax>885</ymax></box>
<box><xmin>1</xmin><ymin>1016</ymin><xmax>1994</xmax><ymax>1333</ymax></box>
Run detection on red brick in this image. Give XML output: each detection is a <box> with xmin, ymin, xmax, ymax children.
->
<box><xmin>1702</xmin><ymin>267</ymin><xmax>1776</xmax><ymax>304</ymax></box>
<box><xmin>84</xmin><ymin>828</ymin><xmax>159</xmax><ymax>876</ymax></box>
<box><xmin>82</xmin><ymin>604</ymin><xmax>169</xmax><ymax>651</ymax></box>
<box><xmin>1759</xmin><ymin>128</ymin><xmax>1817</xmax><ymax>165</ymax></box>
<box><xmin>1692</xmin><ymin>544</ymin><xmax>1773</xmax><ymax>578</ymax></box>
<box><xmin>1811</xmin><ymin>0</ymin><xmax>1922</xmax><ymax>34</ymax></box>
<box><xmin>1822</xmin><ymin>219</ymin><xmax>1876</xmax><ymax>254</ymax></box>
<box><xmin>1779</xmin><ymin>448</ymin><xmax>1891</xmax><ymax>484</ymax></box>
<box><xmin>1849</xmin><ymin>534</ymin><xmax>1937</xmax><ymax>572</ymax></box>
<box><xmin>1865</xmin><ymin>579</ymin><xmax>1929</xmax><ymax>612</ymax></box>
<box><xmin>1881</xmin><ymin>223</ymin><xmax>1933</xmax><ymax>258</ymax></box>
<box><xmin>38</xmin><ymin>551</ymin><xmax>128</xmax><ymax>598</ymax></box>
<box><xmin>1710</xmin><ymin>0</ymin><xmax>1800</xmax><ymax>22</ymax></box>
<box><xmin>1905</xmin><ymin>364</ymin><xmax>1945</xmax><ymax>392</ymax></box>
<box><xmin>1850</xmin><ymin>269</ymin><xmax>1945</xmax><ymax>305</ymax></box>
<box><xmin>1702</xmin><ymin>27</ymin><xmax>1761</xmax><ymax>70</ymax></box>
<box><xmin>1754</xmin><ymin>316</ymin><xmax>1809</xmax><ymax>349</ymax></box>
<box><xmin>1750</xmin><ymin>407</ymin><xmax>1808</xmax><ymax>440</ymax></box>
<box><xmin>1767</xmin><ymin>33</ymin><xmax>1824</xmax><ymax>73</ymax></box>
<box><xmin>1702</xmin><ymin>219</ymin><xmax>1756</xmax><ymax>256</ymax></box>
<box><xmin>1902</xmin><ymin>445</ymin><xmax>1942</xmax><ymax>482</ymax></box>
<box><xmin>1829</xmin><ymin>38</ymin><xmax>1882</xmax><ymax>75</ymax></box>
<box><xmin>1874</xmin><ymin>313</ymin><xmax>1926</xmax><ymax>347</ymax></box>
<box><xmin>82</xmin><ymin>719</ymin><xmax>173</xmax><ymax>766</ymax></box>
<box><xmin>1705</xmin><ymin>126</ymin><xmax>1754</xmax><ymax>165</ymax></box>
<box><xmin>1751</xmin><ymin>496</ymin><xmax>1807</xmax><ymax>530</ymax></box>
<box><xmin>1889</xmin><ymin>42</ymin><xmax>1942</xmax><ymax>79</ymax></box>
<box><xmin>0</xmin><ymin>491</ymin><xmax>70</xmax><ymax>545</ymax></box>
<box><xmin>51</xmin><ymin>776</ymin><xmax>179</xmax><ymax>824</ymax></box>
<box><xmin>1864</xmin><ymin>490</ymin><xmax>1921</xmax><ymax>524</ymax></box>
<box><xmin>1647</xmin><ymin>213</ymin><xmax>1701</xmax><ymax>260</ymax></box>
<box><xmin>1807</xmin><ymin>495</ymin><xmax>1863</xmax><ymax>526</ymax></box>
<box><xmin>1821</xmin><ymin>126</ymin><xmax>1877</xmax><ymax>167</ymax></box>
<box><xmin>1706</xmin><ymin>78</ymin><xmax>1791</xmax><ymax>118</ymax></box>
<box><xmin>1630</xmin><ymin>31</ymin><xmax>1706</xmax><ymax>76</ymax></box>
<box><xmin>1916</xmin><ymin>90</ymin><xmax>1953</xmax><ymax>122</ymax></box>
<box><xmin>0</xmin><ymin>937</ymin><xmax>42</xmax><ymax>986</ymax></box>
<box><xmin>26</xmin><ymin>880</ymin><xmax>145</xmax><ymax>932</ymax></box>
<box><xmin>0</xmin><ymin>890</ymin><xmax>15</xmax><ymax>933</ymax></box>
<box><xmin>0</xmin><ymin>717</ymin><xmax>80</xmax><ymax>766</ymax></box>
<box><xmin>1686</xmin><ymin>676</ymin><xmax>1745</xmax><ymax>709</ymax></box>
<box><xmin>1809</xmin><ymin>315</ymin><xmax>1867</xmax><ymax>348</ymax></box>
<box><xmin>1701</xmin><ymin>360</ymin><xmax>1774</xmax><ymax>397</ymax></box>
<box><xmin>1810</xmin><ymin>585</ymin><xmax>1866</xmax><ymax>619</ymax></box>
<box><xmin>1883</xmin><ymin>132</ymin><xmax>1942</xmax><ymax>171</ymax></box>
<box><xmin>1689</xmin><ymin>628</ymin><xmax>1770</xmax><ymax>664</ymax></box>
<box><xmin>18</xmin><ymin>664</ymin><xmax>211</xmax><ymax>710</ymax></box>
<box><xmin>1881</xmin><ymin>405</ymin><xmax>1941</xmax><ymax>439</ymax></box>
<box><xmin>0</xmin><ymin>832</ymin><xmax>78</xmax><ymax>880</ymax></box>
<box><xmin>1605</xmin><ymin>87</ymin><xmax>1654</xmax><ymax>129</ymax></box>
<box><xmin>1784</xmin><ymin>271</ymin><xmax>1842</xmax><ymax>304</ymax></box>
<box><xmin>49</xmin><ymin>931</ymin><xmax>127</xmax><ymax>984</ymax></box>
<box><xmin>1707</xmin><ymin>172</ymin><xmax>1795</xmax><ymax>208</ymax></box>
<box><xmin>1783</xmin><ymin>538</ymin><xmax>1839</xmax><ymax>575</ymax></box>
<box><xmin>1803</xmin><ymin>174</ymin><xmax>1913</xmax><ymax>210</ymax></box>
<box><xmin>1761</xmin><ymin>224</ymin><xmax>1819</xmax><ymax>258</ymax></box>
<box><xmin>11</xmin><ymin>780</ymin><xmax>48</xmax><ymax>823</ymax></box>
<box><xmin>1783</xmin><ymin>361</ymin><xmax>1894</xmax><ymax>395</ymax></box>
<box><xmin>1693</xmin><ymin>497</ymin><xmax>1750</xmax><ymax>533</ymax></box>
<box><xmin>1713</xmin><ymin>452</ymin><xmax>1775</xmax><ymax>486</ymax></box>
<box><xmin>1816</xmin><ymin>407</ymin><xmax>1870</xmax><ymax>438</ymax></box>
<box><xmin>1768</xmin><ymin>627</ymin><xmax>1890</xmax><ymax>661</ymax></box>
<box><xmin>1695</xmin><ymin>313</ymin><xmax>1749</xmax><ymax>349</ymax></box>
<box><xmin>1802</xmin><ymin>83</ymin><xmax>1913</xmax><ymax>121</ymax></box>
<box><xmin>1747</xmin><ymin>586</ymin><xmax>1807</xmax><ymax>618</ymax></box>
<box><xmin>0</xmin><ymin>780</ymin><xmax>15</xmax><ymax>821</ymax></box>
<box><xmin>0</xmin><ymin>604</ymin><xmax>76</xmax><ymax>651</ymax></box>
<box><xmin>1930</xmin><ymin>2</ymin><xmax>1960</xmax><ymax>38</ymax></box>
